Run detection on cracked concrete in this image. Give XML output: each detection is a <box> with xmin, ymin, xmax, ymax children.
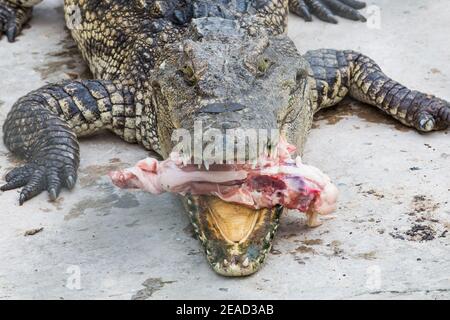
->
<box><xmin>0</xmin><ymin>0</ymin><xmax>449</xmax><ymax>300</ymax></box>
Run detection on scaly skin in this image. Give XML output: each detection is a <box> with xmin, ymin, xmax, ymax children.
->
<box><xmin>290</xmin><ymin>0</ymin><xmax>366</xmax><ymax>23</ymax></box>
<box><xmin>305</xmin><ymin>49</ymin><xmax>450</xmax><ymax>131</ymax></box>
<box><xmin>0</xmin><ymin>0</ymin><xmax>38</xmax><ymax>41</ymax></box>
<box><xmin>1</xmin><ymin>1</ymin><xmax>450</xmax><ymax>276</ymax></box>
<box><xmin>2</xmin><ymin>80</ymin><xmax>135</xmax><ymax>203</ymax></box>
<box><xmin>0</xmin><ymin>0</ymin><xmax>366</xmax><ymax>42</ymax></box>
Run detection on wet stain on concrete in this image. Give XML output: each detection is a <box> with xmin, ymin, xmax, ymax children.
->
<box><xmin>391</xmin><ymin>224</ymin><xmax>437</xmax><ymax>242</ymax></box>
<box><xmin>49</xmin><ymin>196</ymin><xmax>64</xmax><ymax>211</ymax></box>
<box><xmin>390</xmin><ymin>194</ymin><xmax>445</xmax><ymax>242</ymax></box>
<box><xmin>79</xmin><ymin>160</ymin><xmax>129</xmax><ymax>188</ymax></box>
<box><xmin>132</xmin><ymin>278</ymin><xmax>176</xmax><ymax>300</ymax></box>
<box><xmin>33</xmin><ymin>32</ymin><xmax>92</xmax><ymax>81</ymax></box>
<box><xmin>405</xmin><ymin>224</ymin><xmax>437</xmax><ymax>241</ymax></box>
<box><xmin>183</xmin><ymin>223</ymin><xmax>196</xmax><ymax>239</ymax></box>
<box><xmin>0</xmin><ymin>151</ymin><xmax>24</xmax><ymax>166</ymax></box>
<box><xmin>301</xmin><ymin>239</ymin><xmax>323</xmax><ymax>246</ymax></box>
<box><xmin>293</xmin><ymin>245</ymin><xmax>315</xmax><ymax>254</ymax></box>
<box><xmin>65</xmin><ymin>184</ymin><xmax>139</xmax><ymax>220</ymax></box>
<box><xmin>430</xmin><ymin>68</ymin><xmax>442</xmax><ymax>74</ymax></box>
<box><xmin>187</xmin><ymin>249</ymin><xmax>202</xmax><ymax>256</ymax></box>
<box><xmin>126</xmin><ymin>219</ymin><xmax>140</xmax><ymax>228</ymax></box>
<box><xmin>278</xmin><ymin>219</ymin><xmax>310</xmax><ymax>240</ymax></box>
<box><xmin>356</xmin><ymin>251</ymin><xmax>377</xmax><ymax>260</ymax></box>
<box><xmin>109</xmin><ymin>158</ymin><xmax>122</xmax><ymax>164</ymax></box>
<box><xmin>328</xmin><ymin>240</ymin><xmax>344</xmax><ymax>257</ymax></box>
<box><xmin>293</xmin><ymin>256</ymin><xmax>307</xmax><ymax>265</ymax></box>
<box><xmin>410</xmin><ymin>195</ymin><xmax>440</xmax><ymax>214</ymax></box>
<box><xmin>313</xmin><ymin>100</ymin><xmax>411</xmax><ymax>132</ymax></box>
<box><xmin>288</xmin><ymin>240</ymin><xmax>323</xmax><ymax>263</ymax></box>
<box><xmin>361</xmin><ymin>189</ymin><xmax>385</xmax><ymax>200</ymax></box>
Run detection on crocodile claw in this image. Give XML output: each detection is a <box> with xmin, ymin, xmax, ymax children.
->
<box><xmin>417</xmin><ymin>113</ymin><xmax>436</xmax><ymax>132</ymax></box>
<box><xmin>5</xmin><ymin>22</ymin><xmax>17</xmax><ymax>42</ymax></box>
<box><xmin>414</xmin><ymin>103</ymin><xmax>450</xmax><ymax>132</ymax></box>
<box><xmin>290</xmin><ymin>0</ymin><xmax>366</xmax><ymax>24</ymax></box>
<box><xmin>1</xmin><ymin>160</ymin><xmax>77</xmax><ymax>205</ymax></box>
<box><xmin>0</xmin><ymin>2</ymin><xmax>32</xmax><ymax>42</ymax></box>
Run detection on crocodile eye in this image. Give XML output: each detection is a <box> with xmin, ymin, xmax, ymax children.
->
<box><xmin>257</xmin><ymin>57</ymin><xmax>272</xmax><ymax>74</ymax></box>
<box><xmin>179</xmin><ymin>65</ymin><xmax>197</xmax><ymax>85</ymax></box>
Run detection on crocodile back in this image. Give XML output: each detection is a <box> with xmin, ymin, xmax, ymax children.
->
<box><xmin>63</xmin><ymin>0</ymin><xmax>289</xmax><ymax>81</ymax></box>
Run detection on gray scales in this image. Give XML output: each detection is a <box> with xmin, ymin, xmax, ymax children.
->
<box><xmin>0</xmin><ymin>0</ymin><xmax>449</xmax><ymax>276</ymax></box>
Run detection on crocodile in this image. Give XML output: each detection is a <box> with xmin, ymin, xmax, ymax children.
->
<box><xmin>0</xmin><ymin>0</ymin><xmax>449</xmax><ymax>277</ymax></box>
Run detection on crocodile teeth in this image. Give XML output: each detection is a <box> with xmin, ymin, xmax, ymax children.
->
<box><xmin>182</xmin><ymin>154</ymin><xmax>190</xmax><ymax>166</ymax></box>
<box><xmin>242</xmin><ymin>257</ymin><xmax>249</xmax><ymax>268</ymax></box>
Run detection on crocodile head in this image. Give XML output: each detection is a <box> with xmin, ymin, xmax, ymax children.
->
<box><xmin>150</xmin><ymin>29</ymin><xmax>315</xmax><ymax>276</ymax></box>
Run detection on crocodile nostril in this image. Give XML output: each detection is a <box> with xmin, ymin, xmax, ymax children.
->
<box><xmin>198</xmin><ymin>102</ymin><xmax>246</xmax><ymax>114</ymax></box>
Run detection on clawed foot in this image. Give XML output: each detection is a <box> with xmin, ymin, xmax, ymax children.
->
<box><xmin>0</xmin><ymin>1</ymin><xmax>32</xmax><ymax>42</ymax></box>
<box><xmin>413</xmin><ymin>97</ymin><xmax>450</xmax><ymax>132</ymax></box>
<box><xmin>290</xmin><ymin>0</ymin><xmax>366</xmax><ymax>24</ymax></box>
<box><xmin>1</xmin><ymin>159</ymin><xmax>77</xmax><ymax>205</ymax></box>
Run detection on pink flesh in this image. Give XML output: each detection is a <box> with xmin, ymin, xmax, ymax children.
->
<box><xmin>109</xmin><ymin>139</ymin><xmax>338</xmax><ymax>216</ymax></box>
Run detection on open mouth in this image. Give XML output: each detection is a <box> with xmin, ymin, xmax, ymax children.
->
<box><xmin>207</xmin><ymin>197</ymin><xmax>261</xmax><ymax>243</ymax></box>
<box><xmin>182</xmin><ymin>195</ymin><xmax>283</xmax><ymax>276</ymax></box>
<box><xmin>109</xmin><ymin>138</ymin><xmax>338</xmax><ymax>275</ymax></box>
<box><xmin>109</xmin><ymin>138</ymin><xmax>338</xmax><ymax>217</ymax></box>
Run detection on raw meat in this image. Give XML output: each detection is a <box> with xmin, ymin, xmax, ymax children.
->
<box><xmin>109</xmin><ymin>139</ymin><xmax>338</xmax><ymax>224</ymax></box>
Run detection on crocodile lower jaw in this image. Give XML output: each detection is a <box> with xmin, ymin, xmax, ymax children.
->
<box><xmin>183</xmin><ymin>195</ymin><xmax>282</xmax><ymax>276</ymax></box>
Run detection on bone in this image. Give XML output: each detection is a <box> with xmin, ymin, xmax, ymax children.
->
<box><xmin>110</xmin><ymin>139</ymin><xmax>339</xmax><ymax>217</ymax></box>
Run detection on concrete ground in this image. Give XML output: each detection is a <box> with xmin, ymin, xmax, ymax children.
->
<box><xmin>0</xmin><ymin>0</ymin><xmax>449</xmax><ymax>300</ymax></box>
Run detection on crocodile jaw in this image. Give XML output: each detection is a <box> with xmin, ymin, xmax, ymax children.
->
<box><xmin>182</xmin><ymin>195</ymin><xmax>283</xmax><ymax>276</ymax></box>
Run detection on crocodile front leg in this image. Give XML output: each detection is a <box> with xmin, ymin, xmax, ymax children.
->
<box><xmin>305</xmin><ymin>49</ymin><xmax>450</xmax><ymax>132</ymax></box>
<box><xmin>0</xmin><ymin>0</ymin><xmax>42</xmax><ymax>42</ymax></box>
<box><xmin>1</xmin><ymin>80</ymin><xmax>137</xmax><ymax>204</ymax></box>
<box><xmin>290</xmin><ymin>0</ymin><xmax>366</xmax><ymax>24</ymax></box>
